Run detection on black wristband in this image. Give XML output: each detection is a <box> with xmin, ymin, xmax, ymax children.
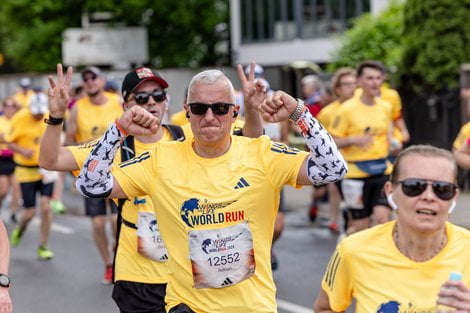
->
<box><xmin>44</xmin><ymin>115</ymin><xmax>64</xmax><ymax>125</ymax></box>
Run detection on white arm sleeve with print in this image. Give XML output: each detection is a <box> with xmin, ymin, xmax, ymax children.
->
<box><xmin>297</xmin><ymin>108</ymin><xmax>347</xmax><ymax>185</ymax></box>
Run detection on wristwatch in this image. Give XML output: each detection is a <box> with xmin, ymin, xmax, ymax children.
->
<box><xmin>0</xmin><ymin>274</ymin><xmax>10</xmax><ymax>288</ymax></box>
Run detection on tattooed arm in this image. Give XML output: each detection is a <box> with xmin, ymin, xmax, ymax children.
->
<box><xmin>258</xmin><ymin>91</ymin><xmax>347</xmax><ymax>186</ymax></box>
<box><xmin>75</xmin><ymin>106</ymin><xmax>158</xmax><ymax>199</ymax></box>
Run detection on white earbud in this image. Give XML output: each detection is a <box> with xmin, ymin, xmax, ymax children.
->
<box><xmin>448</xmin><ymin>200</ymin><xmax>456</xmax><ymax>214</ymax></box>
<box><xmin>387</xmin><ymin>193</ymin><xmax>398</xmax><ymax>210</ymax></box>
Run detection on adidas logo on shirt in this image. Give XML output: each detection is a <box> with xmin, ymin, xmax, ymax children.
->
<box><xmin>221</xmin><ymin>277</ymin><xmax>234</xmax><ymax>287</ymax></box>
<box><xmin>234</xmin><ymin>178</ymin><xmax>250</xmax><ymax>189</ymax></box>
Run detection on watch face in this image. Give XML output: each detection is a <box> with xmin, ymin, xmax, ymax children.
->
<box><xmin>0</xmin><ymin>274</ymin><xmax>10</xmax><ymax>287</ymax></box>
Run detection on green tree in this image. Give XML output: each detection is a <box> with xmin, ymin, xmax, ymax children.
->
<box><xmin>326</xmin><ymin>1</ymin><xmax>403</xmax><ymax>82</ymax></box>
<box><xmin>0</xmin><ymin>0</ymin><xmax>229</xmax><ymax>73</ymax></box>
<box><xmin>401</xmin><ymin>0</ymin><xmax>470</xmax><ymax>91</ymax></box>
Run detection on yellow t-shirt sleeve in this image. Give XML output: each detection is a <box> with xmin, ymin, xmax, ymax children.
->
<box><xmin>260</xmin><ymin>137</ymin><xmax>309</xmax><ymax>189</ymax></box>
<box><xmin>453</xmin><ymin>122</ymin><xmax>470</xmax><ymax>150</ymax></box>
<box><xmin>112</xmin><ymin>150</ymin><xmax>156</xmax><ymax>199</ymax></box>
<box><xmin>321</xmin><ymin>244</ymin><xmax>353</xmax><ymax>312</ymax></box>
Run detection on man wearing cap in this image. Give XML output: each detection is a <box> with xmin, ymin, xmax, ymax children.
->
<box><xmin>5</xmin><ymin>92</ymin><xmax>55</xmax><ymax>260</ymax></box>
<box><xmin>13</xmin><ymin>77</ymin><xmax>34</xmax><ymax>108</ymax></box>
<box><xmin>65</xmin><ymin>66</ymin><xmax>124</xmax><ymax>284</ymax></box>
<box><xmin>72</xmin><ymin>65</ymin><xmax>346</xmax><ymax>312</ymax></box>
<box><xmin>40</xmin><ymin>63</ymin><xmax>264</xmax><ymax>312</ymax></box>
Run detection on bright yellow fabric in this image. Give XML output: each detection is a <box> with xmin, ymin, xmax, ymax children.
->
<box><xmin>316</xmin><ymin>100</ymin><xmax>341</xmax><ymax>131</ymax></box>
<box><xmin>355</xmin><ymin>86</ymin><xmax>401</xmax><ymax>121</ymax></box>
<box><xmin>112</xmin><ymin>135</ymin><xmax>308</xmax><ymax>313</ymax></box>
<box><xmin>181</xmin><ymin>119</ymin><xmax>245</xmax><ymax>142</ymax></box>
<box><xmin>4</xmin><ymin>109</ymin><xmax>46</xmax><ymax>182</ymax></box>
<box><xmin>322</xmin><ymin>221</ymin><xmax>470</xmax><ymax>313</ymax></box>
<box><xmin>74</xmin><ymin>96</ymin><xmax>123</xmax><ymax>143</ymax></box>
<box><xmin>170</xmin><ymin>110</ymin><xmax>189</xmax><ymax>126</ymax></box>
<box><xmin>453</xmin><ymin>122</ymin><xmax>470</xmax><ymax>150</ymax></box>
<box><xmin>13</xmin><ymin>90</ymin><xmax>34</xmax><ymax>108</ymax></box>
<box><xmin>329</xmin><ymin>97</ymin><xmax>393</xmax><ymax>178</ymax></box>
<box><xmin>0</xmin><ymin>116</ymin><xmax>13</xmax><ymax>152</ymax></box>
<box><xmin>68</xmin><ymin>127</ymin><xmax>176</xmax><ymax>283</ymax></box>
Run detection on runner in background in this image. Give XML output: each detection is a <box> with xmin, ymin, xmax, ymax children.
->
<box><xmin>0</xmin><ymin>97</ymin><xmax>22</xmax><ymax>224</ymax></box>
<box><xmin>65</xmin><ymin>66</ymin><xmax>124</xmax><ymax>284</ymax></box>
<box><xmin>316</xmin><ymin>68</ymin><xmax>357</xmax><ymax>233</ymax></box>
<box><xmin>13</xmin><ymin>77</ymin><xmax>34</xmax><ymax>108</ymax></box>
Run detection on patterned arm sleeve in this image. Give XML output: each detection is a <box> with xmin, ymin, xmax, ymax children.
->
<box><xmin>75</xmin><ymin>123</ymin><xmax>125</xmax><ymax>198</ymax></box>
<box><xmin>296</xmin><ymin>106</ymin><xmax>347</xmax><ymax>186</ymax></box>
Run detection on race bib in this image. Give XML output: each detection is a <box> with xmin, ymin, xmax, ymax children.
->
<box><xmin>136</xmin><ymin>212</ymin><xmax>168</xmax><ymax>262</ymax></box>
<box><xmin>189</xmin><ymin>221</ymin><xmax>256</xmax><ymax>289</ymax></box>
<box><xmin>341</xmin><ymin>179</ymin><xmax>364</xmax><ymax>209</ymax></box>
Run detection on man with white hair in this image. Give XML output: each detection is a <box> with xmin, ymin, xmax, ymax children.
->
<box><xmin>74</xmin><ymin>67</ymin><xmax>347</xmax><ymax>312</ymax></box>
<box><xmin>5</xmin><ymin>92</ymin><xmax>55</xmax><ymax>260</ymax></box>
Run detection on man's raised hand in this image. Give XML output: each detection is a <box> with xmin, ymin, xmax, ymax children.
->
<box><xmin>47</xmin><ymin>64</ymin><xmax>73</xmax><ymax>117</ymax></box>
<box><xmin>117</xmin><ymin>106</ymin><xmax>158</xmax><ymax>136</ymax></box>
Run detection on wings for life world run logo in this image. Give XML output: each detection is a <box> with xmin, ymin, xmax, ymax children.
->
<box><xmin>180</xmin><ymin>198</ymin><xmax>243</xmax><ymax>228</ymax></box>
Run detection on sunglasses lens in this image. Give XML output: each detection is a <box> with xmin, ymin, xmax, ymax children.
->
<box><xmin>151</xmin><ymin>91</ymin><xmax>166</xmax><ymax>102</ymax></box>
<box><xmin>212</xmin><ymin>103</ymin><xmax>230</xmax><ymax>115</ymax></box>
<box><xmin>401</xmin><ymin>179</ymin><xmax>426</xmax><ymax>197</ymax></box>
<box><xmin>400</xmin><ymin>178</ymin><xmax>456</xmax><ymax>200</ymax></box>
<box><xmin>432</xmin><ymin>182</ymin><xmax>456</xmax><ymax>200</ymax></box>
<box><xmin>134</xmin><ymin>94</ymin><xmax>150</xmax><ymax>105</ymax></box>
<box><xmin>190</xmin><ymin>103</ymin><xmax>208</xmax><ymax>115</ymax></box>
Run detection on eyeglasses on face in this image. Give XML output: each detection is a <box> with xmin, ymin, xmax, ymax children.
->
<box><xmin>83</xmin><ymin>74</ymin><xmax>97</xmax><ymax>82</ymax></box>
<box><xmin>396</xmin><ymin>178</ymin><xmax>457</xmax><ymax>201</ymax></box>
<box><xmin>188</xmin><ymin>102</ymin><xmax>234</xmax><ymax>116</ymax></box>
<box><xmin>131</xmin><ymin>90</ymin><xmax>166</xmax><ymax>105</ymax></box>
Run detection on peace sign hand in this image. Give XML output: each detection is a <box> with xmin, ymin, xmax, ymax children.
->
<box><xmin>47</xmin><ymin>63</ymin><xmax>73</xmax><ymax>118</ymax></box>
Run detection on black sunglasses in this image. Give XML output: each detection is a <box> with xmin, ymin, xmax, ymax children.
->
<box><xmin>131</xmin><ymin>90</ymin><xmax>166</xmax><ymax>105</ymax></box>
<box><xmin>397</xmin><ymin>178</ymin><xmax>457</xmax><ymax>201</ymax></box>
<box><xmin>83</xmin><ymin>74</ymin><xmax>97</xmax><ymax>82</ymax></box>
<box><xmin>188</xmin><ymin>102</ymin><xmax>234</xmax><ymax>116</ymax></box>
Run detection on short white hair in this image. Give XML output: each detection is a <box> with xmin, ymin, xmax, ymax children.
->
<box><xmin>187</xmin><ymin>70</ymin><xmax>236</xmax><ymax>103</ymax></box>
<box><xmin>301</xmin><ymin>74</ymin><xmax>322</xmax><ymax>91</ymax></box>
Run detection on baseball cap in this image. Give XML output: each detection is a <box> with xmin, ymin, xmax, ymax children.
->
<box><xmin>244</xmin><ymin>64</ymin><xmax>264</xmax><ymax>78</ymax></box>
<box><xmin>29</xmin><ymin>93</ymin><xmax>48</xmax><ymax>115</ymax></box>
<box><xmin>81</xmin><ymin>66</ymin><xmax>103</xmax><ymax>80</ymax></box>
<box><xmin>19</xmin><ymin>77</ymin><xmax>32</xmax><ymax>88</ymax></box>
<box><xmin>121</xmin><ymin>67</ymin><xmax>169</xmax><ymax>101</ymax></box>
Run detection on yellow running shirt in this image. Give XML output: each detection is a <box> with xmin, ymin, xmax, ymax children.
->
<box><xmin>13</xmin><ymin>90</ymin><xmax>34</xmax><ymax>108</ymax></box>
<box><xmin>329</xmin><ymin>96</ymin><xmax>393</xmax><ymax>178</ymax></box>
<box><xmin>322</xmin><ymin>221</ymin><xmax>470</xmax><ymax>313</ymax></box>
<box><xmin>74</xmin><ymin>96</ymin><xmax>123</xmax><ymax>143</ymax></box>
<box><xmin>453</xmin><ymin>122</ymin><xmax>470</xmax><ymax>150</ymax></box>
<box><xmin>5</xmin><ymin>108</ymin><xmax>47</xmax><ymax>182</ymax></box>
<box><xmin>316</xmin><ymin>100</ymin><xmax>341</xmax><ymax>131</ymax></box>
<box><xmin>68</xmin><ymin>127</ymin><xmax>176</xmax><ymax>283</ymax></box>
<box><xmin>112</xmin><ymin>135</ymin><xmax>308</xmax><ymax>313</ymax></box>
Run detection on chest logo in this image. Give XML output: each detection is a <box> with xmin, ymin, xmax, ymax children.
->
<box><xmin>180</xmin><ymin>198</ymin><xmax>242</xmax><ymax>228</ymax></box>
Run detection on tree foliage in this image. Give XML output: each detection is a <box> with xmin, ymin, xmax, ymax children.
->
<box><xmin>0</xmin><ymin>0</ymin><xmax>229</xmax><ymax>73</ymax></box>
<box><xmin>326</xmin><ymin>1</ymin><xmax>404</xmax><ymax>81</ymax></box>
<box><xmin>401</xmin><ymin>0</ymin><xmax>470</xmax><ymax>91</ymax></box>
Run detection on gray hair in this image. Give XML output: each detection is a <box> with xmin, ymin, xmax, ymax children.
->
<box><xmin>301</xmin><ymin>74</ymin><xmax>322</xmax><ymax>91</ymax></box>
<box><xmin>187</xmin><ymin>69</ymin><xmax>236</xmax><ymax>103</ymax></box>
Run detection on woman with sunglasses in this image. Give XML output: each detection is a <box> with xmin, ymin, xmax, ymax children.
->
<box><xmin>315</xmin><ymin>145</ymin><xmax>470</xmax><ymax>313</ymax></box>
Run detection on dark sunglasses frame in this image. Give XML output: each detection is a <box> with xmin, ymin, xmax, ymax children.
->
<box><xmin>188</xmin><ymin>102</ymin><xmax>235</xmax><ymax>116</ymax></box>
<box><xmin>397</xmin><ymin>178</ymin><xmax>457</xmax><ymax>201</ymax></box>
<box><xmin>131</xmin><ymin>90</ymin><xmax>166</xmax><ymax>105</ymax></box>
